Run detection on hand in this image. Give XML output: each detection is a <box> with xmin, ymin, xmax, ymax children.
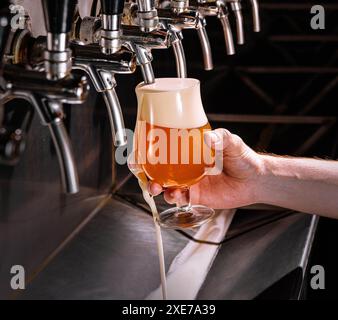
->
<box><xmin>148</xmin><ymin>128</ymin><xmax>264</xmax><ymax>209</ymax></box>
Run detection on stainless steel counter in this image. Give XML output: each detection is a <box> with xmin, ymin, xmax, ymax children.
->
<box><xmin>18</xmin><ymin>197</ymin><xmax>189</xmax><ymax>299</ymax></box>
<box><xmin>16</xmin><ymin>187</ymin><xmax>317</xmax><ymax>299</ymax></box>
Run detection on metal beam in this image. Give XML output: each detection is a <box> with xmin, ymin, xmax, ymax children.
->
<box><xmin>208</xmin><ymin>114</ymin><xmax>336</xmax><ymax>124</ymax></box>
<box><xmin>236</xmin><ymin>66</ymin><xmax>338</xmax><ymax>74</ymax></box>
<box><xmin>269</xmin><ymin>35</ymin><xmax>338</xmax><ymax>42</ymax></box>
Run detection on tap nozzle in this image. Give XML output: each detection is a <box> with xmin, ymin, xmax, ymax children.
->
<box><xmin>168</xmin><ymin>27</ymin><xmax>187</xmax><ymax>78</ymax></box>
<box><xmin>249</xmin><ymin>0</ymin><xmax>260</xmax><ymax>32</ymax></box>
<box><xmin>216</xmin><ymin>0</ymin><xmax>235</xmax><ymax>55</ymax></box>
<box><xmin>131</xmin><ymin>43</ymin><xmax>155</xmax><ymax>84</ymax></box>
<box><xmin>121</xmin><ymin>25</ymin><xmax>174</xmax><ymax>83</ymax></box>
<box><xmin>227</xmin><ymin>0</ymin><xmax>244</xmax><ymax>45</ymax></box>
<box><xmin>195</xmin><ymin>16</ymin><xmax>213</xmax><ymax>70</ymax></box>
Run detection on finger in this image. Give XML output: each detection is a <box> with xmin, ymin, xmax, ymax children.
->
<box><xmin>204</xmin><ymin>128</ymin><xmax>247</xmax><ymax>157</ymax></box>
<box><xmin>147</xmin><ymin>182</ymin><xmax>163</xmax><ymax>196</ymax></box>
<box><xmin>163</xmin><ymin>188</ymin><xmax>189</xmax><ymax>205</ymax></box>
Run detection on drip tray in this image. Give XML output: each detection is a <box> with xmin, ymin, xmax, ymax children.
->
<box><xmin>115</xmin><ymin>173</ymin><xmax>293</xmax><ymax>243</ymax></box>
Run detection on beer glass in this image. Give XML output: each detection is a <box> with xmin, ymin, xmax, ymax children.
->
<box><xmin>131</xmin><ymin>78</ymin><xmax>215</xmax><ymax>229</ymax></box>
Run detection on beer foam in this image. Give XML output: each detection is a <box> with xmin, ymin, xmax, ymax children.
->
<box><xmin>136</xmin><ymin>78</ymin><xmax>208</xmax><ymax>129</ymax></box>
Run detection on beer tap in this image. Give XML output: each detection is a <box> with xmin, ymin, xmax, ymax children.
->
<box><xmin>70</xmin><ymin>42</ymin><xmax>135</xmax><ymax>146</ymax></box>
<box><xmin>73</xmin><ymin>8</ymin><xmax>186</xmax><ymax>84</ymax></box>
<box><xmin>122</xmin><ymin>25</ymin><xmax>185</xmax><ymax>82</ymax></box>
<box><xmin>26</xmin><ymin>25</ymin><xmax>135</xmax><ymax>148</ymax></box>
<box><xmin>124</xmin><ymin>1</ymin><xmax>212</xmax><ymax>71</ymax></box>
<box><xmin>86</xmin><ymin>0</ymin><xmax>131</xmax><ymax>146</ymax></box>
<box><xmin>156</xmin><ymin>7</ymin><xmax>213</xmax><ymax>70</ymax></box>
<box><xmin>0</xmin><ymin>0</ymin><xmax>90</xmax><ymax>194</ymax></box>
<box><xmin>249</xmin><ymin>0</ymin><xmax>260</xmax><ymax>32</ymax></box>
<box><xmin>225</xmin><ymin>0</ymin><xmax>244</xmax><ymax>45</ymax></box>
<box><xmin>173</xmin><ymin>0</ymin><xmax>235</xmax><ymax>55</ymax></box>
<box><xmin>40</xmin><ymin>0</ymin><xmax>86</xmax><ymax>193</ymax></box>
<box><xmin>122</xmin><ymin>1</ymin><xmax>187</xmax><ymax>80</ymax></box>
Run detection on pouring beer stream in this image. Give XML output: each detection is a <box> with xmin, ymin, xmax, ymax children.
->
<box><xmin>128</xmin><ymin>78</ymin><xmax>217</xmax><ymax>299</ymax></box>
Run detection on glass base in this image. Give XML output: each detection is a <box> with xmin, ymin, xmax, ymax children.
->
<box><xmin>158</xmin><ymin>205</ymin><xmax>215</xmax><ymax>229</ymax></box>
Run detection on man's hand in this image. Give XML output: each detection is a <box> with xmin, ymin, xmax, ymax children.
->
<box><xmin>148</xmin><ymin>128</ymin><xmax>264</xmax><ymax>209</ymax></box>
<box><xmin>132</xmin><ymin>127</ymin><xmax>338</xmax><ymax>218</ymax></box>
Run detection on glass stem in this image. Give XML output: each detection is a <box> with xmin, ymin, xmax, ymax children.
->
<box><xmin>175</xmin><ymin>187</ymin><xmax>191</xmax><ymax>211</ymax></box>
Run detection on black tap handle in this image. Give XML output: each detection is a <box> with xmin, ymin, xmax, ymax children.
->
<box><xmin>100</xmin><ymin>0</ymin><xmax>124</xmax><ymax>15</ymax></box>
<box><xmin>42</xmin><ymin>0</ymin><xmax>77</xmax><ymax>34</ymax></box>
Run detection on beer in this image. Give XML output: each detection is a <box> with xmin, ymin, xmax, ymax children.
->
<box><xmin>134</xmin><ymin>78</ymin><xmax>214</xmax><ymax>188</ymax></box>
<box><xmin>131</xmin><ymin>77</ymin><xmax>215</xmax><ymax>230</ymax></box>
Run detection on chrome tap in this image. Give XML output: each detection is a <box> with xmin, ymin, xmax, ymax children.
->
<box><xmin>73</xmin><ymin>9</ymin><xmax>186</xmax><ymax>84</ymax></box>
<box><xmin>188</xmin><ymin>0</ymin><xmax>235</xmax><ymax>55</ymax></box>
<box><xmin>0</xmin><ymin>1</ymin><xmax>90</xmax><ymax>194</ymax></box>
<box><xmin>71</xmin><ymin>2</ymin><xmax>134</xmax><ymax>146</ymax></box>
<box><xmin>124</xmin><ymin>1</ymin><xmax>212</xmax><ymax>71</ymax></box>
<box><xmin>156</xmin><ymin>7</ymin><xmax>213</xmax><ymax>70</ymax></box>
<box><xmin>122</xmin><ymin>1</ymin><xmax>187</xmax><ymax>79</ymax></box>
<box><xmin>121</xmin><ymin>25</ymin><xmax>183</xmax><ymax>83</ymax></box>
<box><xmin>225</xmin><ymin>0</ymin><xmax>244</xmax><ymax>45</ymax></box>
<box><xmin>249</xmin><ymin>0</ymin><xmax>260</xmax><ymax>32</ymax></box>
<box><xmin>70</xmin><ymin>42</ymin><xmax>136</xmax><ymax>146</ymax></box>
<box><xmin>225</xmin><ymin>0</ymin><xmax>261</xmax><ymax>43</ymax></box>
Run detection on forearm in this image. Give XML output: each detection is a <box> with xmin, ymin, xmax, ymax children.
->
<box><xmin>256</xmin><ymin>155</ymin><xmax>338</xmax><ymax>218</ymax></box>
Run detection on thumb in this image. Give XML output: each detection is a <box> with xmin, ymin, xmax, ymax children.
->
<box><xmin>204</xmin><ymin>128</ymin><xmax>247</xmax><ymax>158</ymax></box>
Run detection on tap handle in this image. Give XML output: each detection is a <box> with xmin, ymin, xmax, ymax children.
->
<box><xmin>41</xmin><ymin>0</ymin><xmax>77</xmax><ymax>79</ymax></box>
<box><xmin>250</xmin><ymin>0</ymin><xmax>260</xmax><ymax>32</ymax></box>
<box><xmin>100</xmin><ymin>0</ymin><xmax>124</xmax><ymax>54</ymax></box>
<box><xmin>101</xmin><ymin>0</ymin><xmax>124</xmax><ymax>15</ymax></box>
<box><xmin>42</xmin><ymin>0</ymin><xmax>77</xmax><ymax>34</ymax></box>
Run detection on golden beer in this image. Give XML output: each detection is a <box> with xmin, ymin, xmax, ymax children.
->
<box><xmin>139</xmin><ymin>122</ymin><xmax>212</xmax><ymax>188</ymax></box>
<box><xmin>132</xmin><ymin>78</ymin><xmax>215</xmax><ymax>228</ymax></box>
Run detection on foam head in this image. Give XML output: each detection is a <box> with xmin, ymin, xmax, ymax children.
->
<box><xmin>136</xmin><ymin>78</ymin><xmax>208</xmax><ymax>129</ymax></box>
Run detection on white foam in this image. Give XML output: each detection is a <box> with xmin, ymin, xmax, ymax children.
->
<box><xmin>136</xmin><ymin>78</ymin><xmax>208</xmax><ymax>129</ymax></box>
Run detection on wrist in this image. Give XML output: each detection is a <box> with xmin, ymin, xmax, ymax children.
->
<box><xmin>252</xmin><ymin>153</ymin><xmax>278</xmax><ymax>204</ymax></box>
